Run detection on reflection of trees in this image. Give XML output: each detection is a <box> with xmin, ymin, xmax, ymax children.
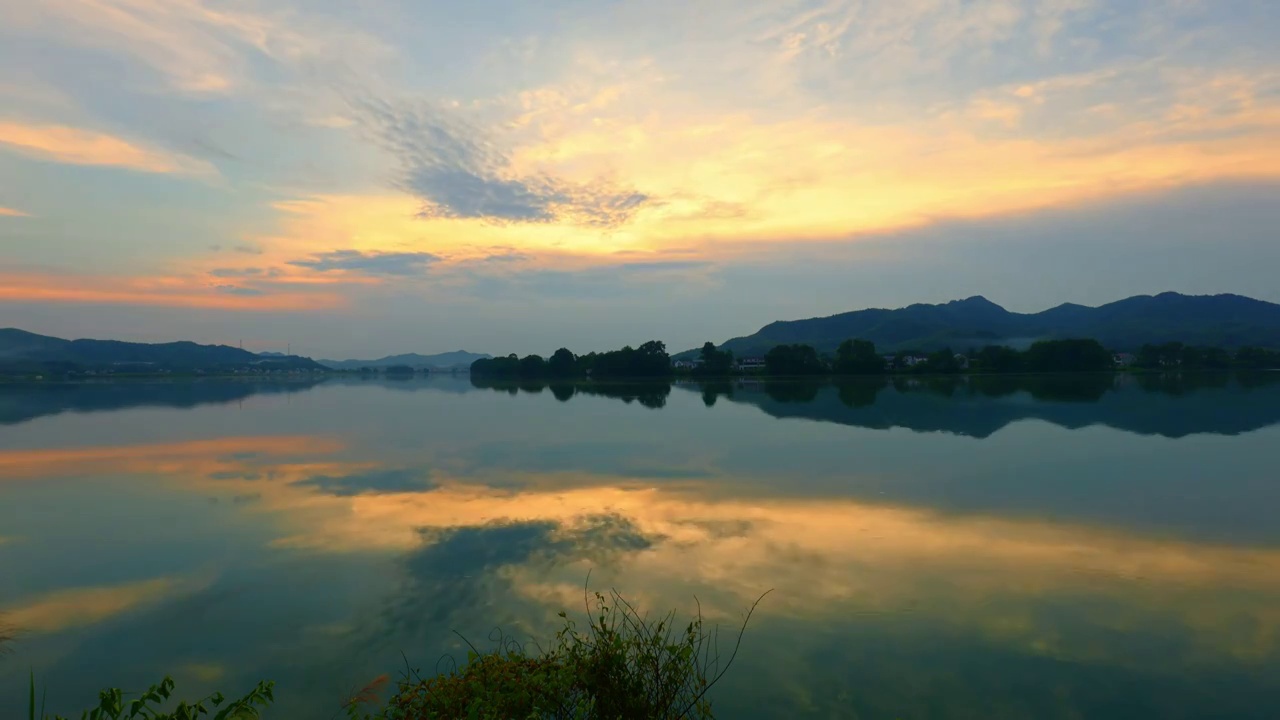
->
<box><xmin>1237</xmin><ymin>372</ymin><xmax>1280</xmax><ymax>390</ymax></box>
<box><xmin>517</xmin><ymin>380</ymin><xmax>546</xmax><ymax>395</ymax></box>
<box><xmin>0</xmin><ymin>378</ymin><xmax>326</xmax><ymax>426</ymax></box>
<box><xmin>576</xmin><ymin>383</ymin><xmax>671</xmax><ymax>409</ymax></box>
<box><xmin>969</xmin><ymin>375</ymin><xmax>1023</xmax><ymax>398</ymax></box>
<box><xmin>1135</xmin><ymin>372</ymin><xmax>1230</xmax><ymax>396</ymax></box>
<box><xmin>1019</xmin><ymin>374</ymin><xmax>1116</xmax><ymax>402</ymax></box>
<box><xmin>698</xmin><ymin>381</ymin><xmax>735</xmax><ymax>407</ymax></box>
<box><xmin>470</xmin><ymin>377</ymin><xmax>672</xmax><ymax>409</ymax></box>
<box><xmin>677</xmin><ymin>373</ymin><xmax>1280</xmax><ymax>438</ymax></box>
<box><xmin>834</xmin><ymin>378</ymin><xmax>888</xmax><ymax>408</ymax></box>
<box><xmin>763</xmin><ymin>380</ymin><xmax>823</xmax><ymax>403</ymax></box>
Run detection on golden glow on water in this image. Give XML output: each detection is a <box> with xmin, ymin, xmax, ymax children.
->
<box><xmin>3</xmin><ymin>577</ymin><xmax>202</xmax><ymax>633</ymax></box>
<box><xmin>4</xmin><ymin>432</ymin><xmax>1277</xmax><ymax>671</ymax></box>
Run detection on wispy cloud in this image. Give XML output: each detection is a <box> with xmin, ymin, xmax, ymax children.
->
<box><xmin>0</xmin><ymin>121</ymin><xmax>214</xmax><ymax>175</ymax></box>
<box><xmin>8</xmin><ymin>0</ymin><xmax>392</xmax><ymax>98</ymax></box>
<box><xmin>0</xmin><ymin>206</ymin><xmax>29</xmax><ymax>217</ymax></box>
<box><xmin>209</xmin><ymin>267</ymin><xmax>263</xmax><ymax>278</ymax></box>
<box><xmin>1</xmin><ymin>576</ymin><xmax>198</xmax><ymax>633</ymax></box>
<box><xmin>213</xmin><ymin>284</ymin><xmax>265</xmax><ymax>296</ymax></box>
<box><xmin>352</xmin><ymin>97</ymin><xmax>649</xmax><ymax>226</ymax></box>
<box><xmin>288</xmin><ymin>249</ymin><xmax>441</xmax><ymax>276</ymax></box>
<box><xmin>0</xmin><ymin>272</ymin><xmax>339</xmax><ymax>310</ymax></box>
<box><xmin>293</xmin><ymin>468</ymin><xmax>435</xmax><ymax>497</ymax></box>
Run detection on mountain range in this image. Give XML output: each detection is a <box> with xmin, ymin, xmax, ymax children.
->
<box><xmin>0</xmin><ymin>329</ymin><xmax>322</xmax><ymax>372</ymax></box>
<box><xmin>687</xmin><ymin>292</ymin><xmax>1280</xmax><ymax>358</ymax></box>
<box><xmin>317</xmin><ymin>351</ymin><xmax>492</xmax><ymax>371</ymax></box>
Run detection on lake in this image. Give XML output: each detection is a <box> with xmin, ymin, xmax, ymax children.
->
<box><xmin>2</xmin><ymin>373</ymin><xmax>1279</xmax><ymax>718</ymax></box>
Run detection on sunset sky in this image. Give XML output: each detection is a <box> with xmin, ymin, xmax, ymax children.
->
<box><xmin>2</xmin><ymin>0</ymin><xmax>1278</xmax><ymax>358</ymax></box>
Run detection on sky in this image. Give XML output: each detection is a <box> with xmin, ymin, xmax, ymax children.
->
<box><xmin>1</xmin><ymin>0</ymin><xmax>1278</xmax><ymax>359</ymax></box>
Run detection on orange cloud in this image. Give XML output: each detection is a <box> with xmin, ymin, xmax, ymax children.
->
<box><xmin>0</xmin><ymin>272</ymin><xmax>344</xmax><ymax>311</ymax></box>
<box><xmin>0</xmin><ymin>121</ymin><xmax>213</xmax><ymax>175</ymax></box>
<box><xmin>2</xmin><ymin>576</ymin><xmax>200</xmax><ymax>633</ymax></box>
<box><xmin>7</xmin><ymin>431</ymin><xmax>1276</xmax><ymax>664</ymax></box>
<box><xmin>0</xmin><ymin>206</ymin><xmax>29</xmax><ymax>217</ymax></box>
<box><xmin>0</xmin><ymin>436</ymin><xmax>344</xmax><ymax>480</ymax></box>
<box><xmin>240</xmin><ymin>74</ymin><xmax>1280</xmax><ymax>273</ymax></box>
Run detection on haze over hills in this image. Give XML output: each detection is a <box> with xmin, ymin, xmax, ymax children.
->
<box><xmin>318</xmin><ymin>351</ymin><xmax>492</xmax><ymax>371</ymax></box>
<box><xmin>0</xmin><ymin>329</ymin><xmax>323</xmax><ymax>372</ymax></box>
<box><xmin>685</xmin><ymin>292</ymin><xmax>1280</xmax><ymax>358</ymax></box>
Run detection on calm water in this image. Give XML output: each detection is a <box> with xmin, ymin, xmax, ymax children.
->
<box><xmin>2</xmin><ymin>374</ymin><xmax>1279</xmax><ymax>718</ymax></box>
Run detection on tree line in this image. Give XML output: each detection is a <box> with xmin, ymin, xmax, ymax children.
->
<box><xmin>747</xmin><ymin>338</ymin><xmax>1280</xmax><ymax>376</ymax></box>
<box><xmin>470</xmin><ymin>341</ymin><xmax>672</xmax><ymax>379</ymax></box>
<box><xmin>754</xmin><ymin>338</ymin><xmax>1120</xmax><ymax>376</ymax></box>
<box><xmin>473</xmin><ymin>338</ymin><xmax>1280</xmax><ymax>380</ymax></box>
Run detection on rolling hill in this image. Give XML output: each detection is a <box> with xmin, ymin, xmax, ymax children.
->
<box><xmin>688</xmin><ymin>292</ymin><xmax>1280</xmax><ymax>358</ymax></box>
<box><xmin>0</xmin><ymin>329</ymin><xmax>323</xmax><ymax>372</ymax></box>
<box><xmin>318</xmin><ymin>351</ymin><xmax>492</xmax><ymax>371</ymax></box>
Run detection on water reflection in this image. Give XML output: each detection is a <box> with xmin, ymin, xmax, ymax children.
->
<box><xmin>6</xmin><ymin>373</ymin><xmax>1278</xmax><ymax>438</ymax></box>
<box><xmin>470</xmin><ymin>376</ymin><xmax>672</xmax><ymax>408</ymax></box>
<box><xmin>691</xmin><ymin>372</ymin><xmax>1280</xmax><ymax>437</ymax></box>
<box><xmin>2</xmin><ymin>377</ymin><xmax>1280</xmax><ymax>717</ymax></box>
<box><xmin>0</xmin><ymin>378</ymin><xmax>325</xmax><ymax>425</ymax></box>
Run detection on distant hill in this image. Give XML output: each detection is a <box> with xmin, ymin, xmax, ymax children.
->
<box><xmin>319</xmin><ymin>351</ymin><xmax>491</xmax><ymax>371</ymax></box>
<box><xmin>682</xmin><ymin>293</ymin><xmax>1280</xmax><ymax>358</ymax></box>
<box><xmin>0</xmin><ymin>329</ymin><xmax>324</xmax><ymax>372</ymax></box>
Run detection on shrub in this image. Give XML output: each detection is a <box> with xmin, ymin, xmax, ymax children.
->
<box><xmin>29</xmin><ymin>674</ymin><xmax>274</xmax><ymax>720</ymax></box>
<box><xmin>362</xmin><ymin>588</ymin><xmax>768</xmax><ymax>720</ymax></box>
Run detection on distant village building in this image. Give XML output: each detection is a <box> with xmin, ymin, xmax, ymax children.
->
<box><xmin>672</xmin><ymin>359</ymin><xmax>697</xmax><ymax>370</ymax></box>
<box><xmin>954</xmin><ymin>354</ymin><xmax>970</xmax><ymax>370</ymax></box>
<box><xmin>1113</xmin><ymin>353</ymin><xmax>1137</xmax><ymax>367</ymax></box>
<box><xmin>736</xmin><ymin>357</ymin><xmax>767</xmax><ymax>371</ymax></box>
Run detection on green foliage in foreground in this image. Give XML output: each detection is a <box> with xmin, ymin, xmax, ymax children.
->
<box><xmin>352</xmin><ymin>589</ymin><xmax>767</xmax><ymax>720</ymax></box>
<box><xmin>29</xmin><ymin>673</ymin><xmax>274</xmax><ymax>720</ymax></box>
<box><xmin>27</xmin><ymin>589</ymin><xmax>763</xmax><ymax>720</ymax></box>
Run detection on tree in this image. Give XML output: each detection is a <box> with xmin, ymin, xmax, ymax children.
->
<box><xmin>519</xmin><ymin>354</ymin><xmax>547</xmax><ymax>377</ymax></box>
<box><xmin>764</xmin><ymin>344</ymin><xmax>826</xmax><ymax>375</ymax></box>
<box><xmin>1179</xmin><ymin>345</ymin><xmax>1230</xmax><ymax>370</ymax></box>
<box><xmin>593</xmin><ymin>341</ymin><xmax>671</xmax><ymax>378</ymax></box>
<box><xmin>833</xmin><ymin>339</ymin><xmax>885</xmax><ymax>375</ymax></box>
<box><xmin>1137</xmin><ymin>341</ymin><xmax>1184</xmax><ymax>368</ymax></box>
<box><xmin>1024</xmin><ymin>339</ymin><xmax>1112</xmax><ymax>373</ymax></box>
<box><xmin>471</xmin><ymin>354</ymin><xmax>522</xmax><ymax>377</ymax></box>
<box><xmin>1236</xmin><ymin>346</ymin><xmax>1280</xmax><ymax>369</ymax></box>
<box><xmin>913</xmin><ymin>347</ymin><xmax>961</xmax><ymax>374</ymax></box>
<box><xmin>975</xmin><ymin>345</ymin><xmax>1023</xmax><ymax>373</ymax></box>
<box><xmin>695</xmin><ymin>342</ymin><xmax>734</xmax><ymax>376</ymax></box>
<box><xmin>548</xmin><ymin>348</ymin><xmax>578</xmax><ymax>377</ymax></box>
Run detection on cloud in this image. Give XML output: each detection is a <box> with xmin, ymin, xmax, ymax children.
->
<box><xmin>213</xmin><ymin>284</ymin><xmax>265</xmax><ymax>296</ymax></box>
<box><xmin>292</xmin><ymin>468</ymin><xmax>435</xmax><ymax>497</ymax></box>
<box><xmin>481</xmin><ymin>248</ymin><xmax>533</xmax><ymax>263</ymax></box>
<box><xmin>1</xmin><ymin>577</ymin><xmax>194</xmax><ymax>633</ymax></box>
<box><xmin>209</xmin><ymin>267</ymin><xmax>263</xmax><ymax>278</ymax></box>
<box><xmin>352</xmin><ymin>97</ymin><xmax>649</xmax><ymax>226</ymax></box>
<box><xmin>0</xmin><ymin>272</ymin><xmax>340</xmax><ymax>310</ymax></box>
<box><xmin>288</xmin><ymin>249</ymin><xmax>441</xmax><ymax>276</ymax></box>
<box><xmin>234</xmin><ymin>244</ymin><xmax>265</xmax><ymax>255</ymax></box>
<box><xmin>9</xmin><ymin>0</ymin><xmax>392</xmax><ymax>98</ymax></box>
<box><xmin>458</xmin><ymin>259</ymin><xmax>717</xmax><ymax>301</ymax></box>
<box><xmin>0</xmin><ymin>121</ymin><xmax>213</xmax><ymax>175</ymax></box>
<box><xmin>617</xmin><ymin>260</ymin><xmax>713</xmax><ymax>273</ymax></box>
<box><xmin>0</xmin><ymin>206</ymin><xmax>29</xmax><ymax>217</ymax></box>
